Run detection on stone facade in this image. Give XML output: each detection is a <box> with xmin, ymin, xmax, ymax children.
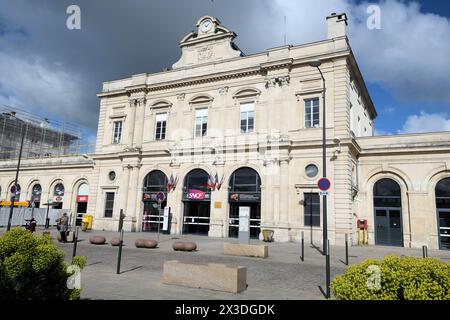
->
<box><xmin>1</xmin><ymin>14</ymin><xmax>449</xmax><ymax>250</ymax></box>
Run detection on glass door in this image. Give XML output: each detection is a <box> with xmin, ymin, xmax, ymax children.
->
<box><xmin>438</xmin><ymin>209</ymin><xmax>450</xmax><ymax>250</ymax></box>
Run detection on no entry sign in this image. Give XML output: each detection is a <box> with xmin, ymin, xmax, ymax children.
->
<box><xmin>318</xmin><ymin>178</ymin><xmax>331</xmax><ymax>191</ymax></box>
<box><xmin>156</xmin><ymin>192</ymin><xmax>166</xmax><ymax>203</ymax></box>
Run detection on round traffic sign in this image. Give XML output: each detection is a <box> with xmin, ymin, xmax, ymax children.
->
<box><xmin>156</xmin><ymin>192</ymin><xmax>166</xmax><ymax>203</ymax></box>
<box><xmin>318</xmin><ymin>178</ymin><xmax>331</xmax><ymax>191</ymax></box>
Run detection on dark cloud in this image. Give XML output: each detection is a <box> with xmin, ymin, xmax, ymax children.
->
<box><xmin>0</xmin><ymin>0</ymin><xmax>449</xmax><ymax>140</ymax></box>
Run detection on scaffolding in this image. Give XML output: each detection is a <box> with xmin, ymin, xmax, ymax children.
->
<box><xmin>0</xmin><ymin>105</ymin><xmax>91</xmax><ymax>160</ymax></box>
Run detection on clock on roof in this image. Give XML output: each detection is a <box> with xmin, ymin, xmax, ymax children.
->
<box><xmin>200</xmin><ymin>19</ymin><xmax>213</xmax><ymax>33</ymax></box>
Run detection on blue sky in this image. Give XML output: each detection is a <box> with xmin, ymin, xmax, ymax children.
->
<box><xmin>362</xmin><ymin>0</ymin><xmax>450</xmax><ymax>135</ymax></box>
<box><xmin>0</xmin><ymin>0</ymin><xmax>449</xmax><ymax>142</ymax></box>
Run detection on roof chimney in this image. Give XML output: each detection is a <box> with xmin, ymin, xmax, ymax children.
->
<box><xmin>326</xmin><ymin>12</ymin><xmax>348</xmax><ymax>39</ymax></box>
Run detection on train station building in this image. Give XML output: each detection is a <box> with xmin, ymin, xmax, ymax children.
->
<box><xmin>1</xmin><ymin>13</ymin><xmax>449</xmax><ymax>250</ymax></box>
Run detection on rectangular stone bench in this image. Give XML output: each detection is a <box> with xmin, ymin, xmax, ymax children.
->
<box><xmin>224</xmin><ymin>242</ymin><xmax>268</xmax><ymax>258</ymax></box>
<box><xmin>162</xmin><ymin>260</ymin><xmax>247</xmax><ymax>293</ymax></box>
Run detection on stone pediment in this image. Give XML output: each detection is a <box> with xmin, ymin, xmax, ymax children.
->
<box><xmin>172</xmin><ymin>16</ymin><xmax>242</xmax><ymax>69</ymax></box>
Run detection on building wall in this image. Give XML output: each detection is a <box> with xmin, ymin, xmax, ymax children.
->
<box><xmin>0</xmin><ymin>14</ymin><xmax>449</xmax><ymax>250</ymax></box>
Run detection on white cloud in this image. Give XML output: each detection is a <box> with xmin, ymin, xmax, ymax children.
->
<box><xmin>266</xmin><ymin>0</ymin><xmax>450</xmax><ymax>105</ymax></box>
<box><xmin>398</xmin><ymin>111</ymin><xmax>450</xmax><ymax>134</ymax></box>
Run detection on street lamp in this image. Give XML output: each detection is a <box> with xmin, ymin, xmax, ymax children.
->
<box><xmin>309</xmin><ymin>59</ymin><xmax>327</xmax><ymax>253</ymax></box>
<box><xmin>6</xmin><ymin>123</ymin><xmax>26</xmax><ymax>231</ymax></box>
<box><xmin>309</xmin><ymin>59</ymin><xmax>330</xmax><ymax>298</ymax></box>
<box><xmin>43</xmin><ymin>200</ymin><xmax>54</xmax><ymax>229</ymax></box>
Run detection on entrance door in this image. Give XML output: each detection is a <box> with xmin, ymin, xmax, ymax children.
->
<box><xmin>438</xmin><ymin>209</ymin><xmax>450</xmax><ymax>250</ymax></box>
<box><xmin>183</xmin><ymin>201</ymin><xmax>210</xmax><ymax>235</ymax></box>
<box><xmin>228</xmin><ymin>203</ymin><xmax>261</xmax><ymax>238</ymax></box>
<box><xmin>375</xmin><ymin>208</ymin><xmax>403</xmax><ymax>246</ymax></box>
<box><xmin>142</xmin><ymin>201</ymin><xmax>166</xmax><ymax>232</ymax></box>
<box><xmin>76</xmin><ymin>202</ymin><xmax>87</xmax><ymax>226</ymax></box>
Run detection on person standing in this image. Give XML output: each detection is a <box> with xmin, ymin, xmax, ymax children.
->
<box><xmin>56</xmin><ymin>212</ymin><xmax>69</xmax><ymax>243</ymax></box>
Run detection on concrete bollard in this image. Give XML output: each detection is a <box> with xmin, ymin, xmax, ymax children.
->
<box><xmin>162</xmin><ymin>260</ymin><xmax>247</xmax><ymax>293</ymax></box>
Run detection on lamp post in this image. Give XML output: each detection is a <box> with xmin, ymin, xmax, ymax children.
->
<box><xmin>6</xmin><ymin>124</ymin><xmax>26</xmax><ymax>231</ymax></box>
<box><xmin>43</xmin><ymin>200</ymin><xmax>54</xmax><ymax>229</ymax></box>
<box><xmin>309</xmin><ymin>60</ymin><xmax>330</xmax><ymax>298</ymax></box>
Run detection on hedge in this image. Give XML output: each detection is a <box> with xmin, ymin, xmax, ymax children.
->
<box><xmin>0</xmin><ymin>228</ymin><xmax>86</xmax><ymax>300</ymax></box>
<box><xmin>331</xmin><ymin>255</ymin><xmax>450</xmax><ymax>300</ymax></box>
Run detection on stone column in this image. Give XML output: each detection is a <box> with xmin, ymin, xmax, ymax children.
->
<box><xmin>209</xmin><ymin>164</ymin><xmax>226</xmax><ymax>238</ymax></box>
<box><xmin>124</xmin><ymin>164</ymin><xmax>141</xmax><ymax>231</ymax></box>
<box><xmin>127</xmin><ymin>99</ymin><xmax>137</xmax><ymax>147</ymax></box>
<box><xmin>279</xmin><ymin>159</ymin><xmax>290</xmax><ymax>224</ymax></box>
<box><xmin>120</xmin><ymin>164</ymin><xmax>131</xmax><ymax>220</ymax></box>
<box><xmin>133</xmin><ymin>98</ymin><xmax>146</xmax><ymax>148</ymax></box>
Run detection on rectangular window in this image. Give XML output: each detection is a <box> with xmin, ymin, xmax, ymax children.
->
<box><xmin>304</xmin><ymin>98</ymin><xmax>320</xmax><ymax>128</ymax></box>
<box><xmin>112</xmin><ymin>121</ymin><xmax>122</xmax><ymax>144</ymax></box>
<box><xmin>104</xmin><ymin>192</ymin><xmax>115</xmax><ymax>218</ymax></box>
<box><xmin>304</xmin><ymin>193</ymin><xmax>320</xmax><ymax>227</ymax></box>
<box><xmin>195</xmin><ymin>108</ymin><xmax>208</xmax><ymax>137</ymax></box>
<box><xmin>154</xmin><ymin>113</ymin><xmax>167</xmax><ymax>140</ymax></box>
<box><xmin>240</xmin><ymin>103</ymin><xmax>254</xmax><ymax>133</ymax></box>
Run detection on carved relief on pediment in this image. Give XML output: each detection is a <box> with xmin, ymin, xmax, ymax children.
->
<box><xmin>197</xmin><ymin>46</ymin><xmax>213</xmax><ymax>61</ymax></box>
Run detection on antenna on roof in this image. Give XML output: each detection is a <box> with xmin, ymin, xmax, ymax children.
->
<box><xmin>284</xmin><ymin>15</ymin><xmax>287</xmax><ymax>45</ymax></box>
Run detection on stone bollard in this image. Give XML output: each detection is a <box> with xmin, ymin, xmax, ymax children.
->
<box><xmin>89</xmin><ymin>235</ymin><xmax>106</xmax><ymax>245</ymax></box>
<box><xmin>172</xmin><ymin>241</ymin><xmax>197</xmax><ymax>252</ymax></box>
<box><xmin>135</xmin><ymin>239</ymin><xmax>158</xmax><ymax>248</ymax></box>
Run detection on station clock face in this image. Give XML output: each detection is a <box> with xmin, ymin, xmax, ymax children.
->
<box><xmin>200</xmin><ymin>19</ymin><xmax>213</xmax><ymax>33</ymax></box>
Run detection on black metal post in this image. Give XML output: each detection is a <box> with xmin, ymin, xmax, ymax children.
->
<box><xmin>317</xmin><ymin>67</ymin><xmax>328</xmax><ymax>255</ymax></box>
<box><xmin>116</xmin><ymin>229</ymin><xmax>124</xmax><ymax>274</ymax></box>
<box><xmin>326</xmin><ymin>240</ymin><xmax>331</xmax><ymax>299</ymax></box>
<box><xmin>72</xmin><ymin>227</ymin><xmax>79</xmax><ymax>258</ymax></box>
<box><xmin>422</xmin><ymin>245</ymin><xmax>428</xmax><ymax>258</ymax></box>
<box><xmin>157</xmin><ymin>201</ymin><xmax>161</xmax><ymax>243</ymax></box>
<box><xmin>300</xmin><ymin>231</ymin><xmax>304</xmax><ymax>261</ymax></box>
<box><xmin>45</xmin><ymin>203</ymin><xmax>51</xmax><ymax>229</ymax></box>
<box><xmin>118</xmin><ymin>209</ymin><xmax>124</xmax><ymax>232</ymax></box>
<box><xmin>6</xmin><ymin>124</ymin><xmax>26</xmax><ymax>231</ymax></box>
<box><xmin>345</xmin><ymin>234</ymin><xmax>349</xmax><ymax>266</ymax></box>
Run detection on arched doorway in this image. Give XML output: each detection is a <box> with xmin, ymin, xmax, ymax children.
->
<box><xmin>142</xmin><ymin>170</ymin><xmax>168</xmax><ymax>232</ymax></box>
<box><xmin>53</xmin><ymin>183</ymin><xmax>65</xmax><ymax>209</ymax></box>
<box><xmin>436</xmin><ymin>178</ymin><xmax>450</xmax><ymax>250</ymax></box>
<box><xmin>373</xmin><ymin>178</ymin><xmax>403</xmax><ymax>246</ymax></box>
<box><xmin>182</xmin><ymin>169</ymin><xmax>211</xmax><ymax>235</ymax></box>
<box><xmin>75</xmin><ymin>183</ymin><xmax>89</xmax><ymax>226</ymax></box>
<box><xmin>228</xmin><ymin>167</ymin><xmax>261</xmax><ymax>238</ymax></box>
<box><xmin>31</xmin><ymin>184</ymin><xmax>42</xmax><ymax>208</ymax></box>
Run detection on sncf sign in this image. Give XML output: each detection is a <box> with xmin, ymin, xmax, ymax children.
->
<box><xmin>186</xmin><ymin>189</ymin><xmax>206</xmax><ymax>200</ymax></box>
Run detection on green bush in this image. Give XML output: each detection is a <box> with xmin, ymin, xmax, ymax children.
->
<box><xmin>0</xmin><ymin>228</ymin><xmax>86</xmax><ymax>300</ymax></box>
<box><xmin>331</xmin><ymin>255</ymin><xmax>450</xmax><ymax>300</ymax></box>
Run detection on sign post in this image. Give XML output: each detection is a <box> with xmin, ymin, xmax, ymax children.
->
<box><xmin>156</xmin><ymin>192</ymin><xmax>165</xmax><ymax>243</ymax></box>
<box><xmin>317</xmin><ymin>177</ymin><xmax>331</xmax><ymax>298</ymax></box>
<box><xmin>238</xmin><ymin>206</ymin><xmax>251</xmax><ymax>244</ymax></box>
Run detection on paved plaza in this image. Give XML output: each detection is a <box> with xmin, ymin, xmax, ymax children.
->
<box><xmin>1</xmin><ymin>227</ymin><xmax>450</xmax><ymax>300</ymax></box>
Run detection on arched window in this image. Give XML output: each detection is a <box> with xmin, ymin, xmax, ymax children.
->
<box><xmin>184</xmin><ymin>169</ymin><xmax>209</xmax><ymax>192</ymax></box>
<box><xmin>78</xmin><ymin>183</ymin><xmax>89</xmax><ymax>196</ymax></box>
<box><xmin>32</xmin><ymin>184</ymin><xmax>42</xmax><ymax>208</ymax></box>
<box><xmin>143</xmin><ymin>170</ymin><xmax>168</xmax><ymax>192</ymax></box>
<box><xmin>9</xmin><ymin>183</ymin><xmax>21</xmax><ymax>198</ymax></box>
<box><xmin>373</xmin><ymin>178</ymin><xmax>401</xmax><ymax>207</ymax></box>
<box><xmin>229</xmin><ymin>167</ymin><xmax>261</xmax><ymax>193</ymax></box>
<box><xmin>54</xmin><ymin>183</ymin><xmax>65</xmax><ymax>196</ymax></box>
<box><xmin>436</xmin><ymin>178</ymin><xmax>450</xmax><ymax>250</ymax></box>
